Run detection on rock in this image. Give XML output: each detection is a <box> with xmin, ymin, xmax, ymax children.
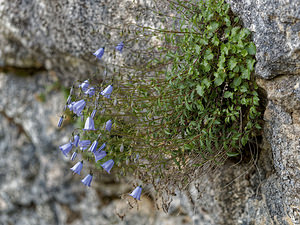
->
<box><xmin>226</xmin><ymin>0</ymin><xmax>300</xmax><ymax>79</ymax></box>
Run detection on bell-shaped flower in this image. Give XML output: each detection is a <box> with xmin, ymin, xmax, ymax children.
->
<box><xmin>101</xmin><ymin>85</ymin><xmax>113</xmax><ymax>99</ymax></box>
<box><xmin>79</xmin><ymin>80</ymin><xmax>89</xmax><ymax>92</ymax></box>
<box><xmin>91</xmin><ymin>109</ymin><xmax>97</xmax><ymax>119</ymax></box>
<box><xmin>68</xmin><ymin>102</ymin><xmax>75</xmax><ymax>111</ymax></box>
<box><xmin>129</xmin><ymin>186</ymin><xmax>142</xmax><ymax>200</ymax></box>
<box><xmin>84</xmin><ymin>87</ymin><xmax>95</xmax><ymax>97</ymax></box>
<box><xmin>83</xmin><ymin>116</ymin><xmax>96</xmax><ymax>131</ymax></box>
<box><xmin>57</xmin><ymin>115</ymin><xmax>64</xmax><ymax>128</ymax></box>
<box><xmin>101</xmin><ymin>159</ymin><xmax>114</xmax><ymax>174</ymax></box>
<box><xmin>81</xmin><ymin>173</ymin><xmax>93</xmax><ymax>187</ymax></box>
<box><xmin>73</xmin><ymin>134</ymin><xmax>80</xmax><ymax>147</ymax></box>
<box><xmin>94</xmin><ymin>150</ymin><xmax>107</xmax><ymax>162</ymax></box>
<box><xmin>88</xmin><ymin>140</ymin><xmax>98</xmax><ymax>153</ymax></box>
<box><xmin>93</xmin><ymin>47</ymin><xmax>105</xmax><ymax>60</ymax></box>
<box><xmin>66</xmin><ymin>95</ymin><xmax>72</xmax><ymax>105</ymax></box>
<box><xmin>71</xmin><ymin>152</ymin><xmax>77</xmax><ymax>161</ymax></box>
<box><xmin>72</xmin><ymin>99</ymin><xmax>86</xmax><ymax>116</ymax></box>
<box><xmin>59</xmin><ymin>142</ymin><xmax>73</xmax><ymax>157</ymax></box>
<box><xmin>98</xmin><ymin>143</ymin><xmax>106</xmax><ymax>151</ymax></box>
<box><xmin>79</xmin><ymin>140</ymin><xmax>91</xmax><ymax>151</ymax></box>
<box><xmin>115</xmin><ymin>42</ymin><xmax>124</xmax><ymax>52</ymax></box>
<box><xmin>70</xmin><ymin>161</ymin><xmax>83</xmax><ymax>175</ymax></box>
<box><xmin>105</xmin><ymin>120</ymin><xmax>112</xmax><ymax>131</ymax></box>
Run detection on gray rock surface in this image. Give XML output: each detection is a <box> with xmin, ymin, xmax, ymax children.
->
<box><xmin>0</xmin><ymin>0</ymin><xmax>299</xmax><ymax>225</ymax></box>
<box><xmin>226</xmin><ymin>0</ymin><xmax>300</xmax><ymax>79</ymax></box>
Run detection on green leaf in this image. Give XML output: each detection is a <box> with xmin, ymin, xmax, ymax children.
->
<box><xmin>204</xmin><ymin>49</ymin><xmax>214</xmax><ymax>61</ymax></box>
<box><xmin>202</xmin><ymin>78</ymin><xmax>211</xmax><ymax>88</ymax></box>
<box><xmin>214</xmin><ymin>77</ymin><xmax>224</xmax><ymax>86</ymax></box>
<box><xmin>241</xmin><ymin>66</ymin><xmax>251</xmax><ymax>80</ymax></box>
<box><xmin>247</xmin><ymin>58</ymin><xmax>255</xmax><ymax>71</ymax></box>
<box><xmin>246</xmin><ymin>43</ymin><xmax>256</xmax><ymax>55</ymax></box>
<box><xmin>233</xmin><ymin>77</ymin><xmax>242</xmax><ymax>87</ymax></box>
<box><xmin>202</xmin><ymin>60</ymin><xmax>211</xmax><ymax>72</ymax></box>
<box><xmin>208</xmin><ymin>21</ymin><xmax>219</xmax><ymax>32</ymax></box>
<box><xmin>196</xmin><ymin>85</ymin><xmax>205</xmax><ymax>97</ymax></box>
<box><xmin>228</xmin><ymin>57</ymin><xmax>237</xmax><ymax>70</ymax></box>
<box><xmin>224</xmin><ymin>91</ymin><xmax>233</xmax><ymax>99</ymax></box>
<box><xmin>241</xmin><ymin>49</ymin><xmax>248</xmax><ymax>57</ymax></box>
<box><xmin>195</xmin><ymin>45</ymin><xmax>201</xmax><ymax>54</ymax></box>
<box><xmin>226</xmin><ymin>152</ymin><xmax>240</xmax><ymax>157</ymax></box>
<box><xmin>212</xmin><ymin>35</ymin><xmax>219</xmax><ymax>46</ymax></box>
<box><xmin>221</xmin><ymin>44</ymin><xmax>229</xmax><ymax>55</ymax></box>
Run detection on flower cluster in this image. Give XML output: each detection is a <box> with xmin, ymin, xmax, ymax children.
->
<box><xmin>57</xmin><ymin>42</ymin><xmax>142</xmax><ymax>201</ymax></box>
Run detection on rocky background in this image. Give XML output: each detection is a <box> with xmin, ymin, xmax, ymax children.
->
<box><xmin>0</xmin><ymin>0</ymin><xmax>299</xmax><ymax>225</ymax></box>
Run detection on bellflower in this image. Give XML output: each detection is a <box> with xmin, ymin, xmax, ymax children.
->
<box><xmin>79</xmin><ymin>80</ymin><xmax>89</xmax><ymax>92</ymax></box>
<box><xmin>83</xmin><ymin>116</ymin><xmax>96</xmax><ymax>131</ymax></box>
<box><xmin>73</xmin><ymin>134</ymin><xmax>80</xmax><ymax>147</ymax></box>
<box><xmin>57</xmin><ymin>115</ymin><xmax>64</xmax><ymax>128</ymax></box>
<box><xmin>93</xmin><ymin>47</ymin><xmax>105</xmax><ymax>60</ymax></box>
<box><xmin>115</xmin><ymin>41</ymin><xmax>124</xmax><ymax>52</ymax></box>
<box><xmin>72</xmin><ymin>99</ymin><xmax>86</xmax><ymax>116</ymax></box>
<box><xmin>91</xmin><ymin>109</ymin><xmax>97</xmax><ymax>119</ymax></box>
<box><xmin>98</xmin><ymin>143</ymin><xmax>106</xmax><ymax>151</ymax></box>
<box><xmin>68</xmin><ymin>102</ymin><xmax>75</xmax><ymax>111</ymax></box>
<box><xmin>101</xmin><ymin>159</ymin><xmax>114</xmax><ymax>174</ymax></box>
<box><xmin>129</xmin><ymin>186</ymin><xmax>142</xmax><ymax>200</ymax></box>
<box><xmin>79</xmin><ymin>140</ymin><xmax>91</xmax><ymax>151</ymax></box>
<box><xmin>70</xmin><ymin>161</ymin><xmax>83</xmax><ymax>175</ymax></box>
<box><xmin>66</xmin><ymin>95</ymin><xmax>72</xmax><ymax>105</ymax></box>
<box><xmin>94</xmin><ymin>150</ymin><xmax>107</xmax><ymax>162</ymax></box>
<box><xmin>105</xmin><ymin>120</ymin><xmax>112</xmax><ymax>131</ymax></box>
<box><xmin>101</xmin><ymin>85</ymin><xmax>113</xmax><ymax>99</ymax></box>
<box><xmin>81</xmin><ymin>173</ymin><xmax>93</xmax><ymax>187</ymax></box>
<box><xmin>71</xmin><ymin>152</ymin><xmax>77</xmax><ymax>161</ymax></box>
<box><xmin>85</xmin><ymin>87</ymin><xmax>95</xmax><ymax>97</ymax></box>
<box><xmin>88</xmin><ymin>140</ymin><xmax>98</xmax><ymax>153</ymax></box>
<box><xmin>59</xmin><ymin>142</ymin><xmax>73</xmax><ymax>157</ymax></box>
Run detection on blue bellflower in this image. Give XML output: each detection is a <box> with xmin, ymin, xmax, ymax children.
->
<box><xmin>79</xmin><ymin>80</ymin><xmax>89</xmax><ymax>92</ymax></box>
<box><xmin>72</xmin><ymin>99</ymin><xmax>86</xmax><ymax>116</ymax></box>
<box><xmin>129</xmin><ymin>185</ymin><xmax>142</xmax><ymax>200</ymax></box>
<box><xmin>70</xmin><ymin>161</ymin><xmax>83</xmax><ymax>175</ymax></box>
<box><xmin>59</xmin><ymin>142</ymin><xmax>73</xmax><ymax>157</ymax></box>
<box><xmin>115</xmin><ymin>42</ymin><xmax>124</xmax><ymax>52</ymax></box>
<box><xmin>71</xmin><ymin>152</ymin><xmax>77</xmax><ymax>161</ymax></box>
<box><xmin>101</xmin><ymin>159</ymin><xmax>114</xmax><ymax>174</ymax></box>
<box><xmin>82</xmin><ymin>173</ymin><xmax>93</xmax><ymax>187</ymax></box>
<box><xmin>73</xmin><ymin>134</ymin><xmax>80</xmax><ymax>147</ymax></box>
<box><xmin>89</xmin><ymin>140</ymin><xmax>98</xmax><ymax>153</ymax></box>
<box><xmin>85</xmin><ymin>87</ymin><xmax>95</xmax><ymax>97</ymax></box>
<box><xmin>101</xmin><ymin>85</ymin><xmax>113</xmax><ymax>99</ymax></box>
<box><xmin>94</xmin><ymin>150</ymin><xmax>107</xmax><ymax>162</ymax></box>
<box><xmin>105</xmin><ymin>120</ymin><xmax>112</xmax><ymax>131</ymax></box>
<box><xmin>79</xmin><ymin>140</ymin><xmax>91</xmax><ymax>151</ymax></box>
<box><xmin>91</xmin><ymin>109</ymin><xmax>97</xmax><ymax>119</ymax></box>
<box><xmin>83</xmin><ymin>116</ymin><xmax>96</xmax><ymax>131</ymax></box>
<box><xmin>57</xmin><ymin>115</ymin><xmax>64</xmax><ymax>128</ymax></box>
<box><xmin>68</xmin><ymin>102</ymin><xmax>75</xmax><ymax>111</ymax></box>
<box><xmin>93</xmin><ymin>47</ymin><xmax>105</xmax><ymax>60</ymax></box>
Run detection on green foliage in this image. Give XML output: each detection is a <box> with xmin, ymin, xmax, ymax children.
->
<box><xmin>85</xmin><ymin>0</ymin><xmax>261</xmax><ymax>193</ymax></box>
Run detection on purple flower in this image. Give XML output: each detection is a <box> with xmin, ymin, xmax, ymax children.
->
<box><xmin>101</xmin><ymin>159</ymin><xmax>114</xmax><ymax>174</ymax></box>
<box><xmin>129</xmin><ymin>186</ymin><xmax>142</xmax><ymax>200</ymax></box>
<box><xmin>83</xmin><ymin>116</ymin><xmax>96</xmax><ymax>131</ymax></box>
<box><xmin>88</xmin><ymin>140</ymin><xmax>98</xmax><ymax>153</ymax></box>
<box><xmin>91</xmin><ymin>109</ymin><xmax>97</xmax><ymax>119</ymax></box>
<box><xmin>93</xmin><ymin>47</ymin><xmax>105</xmax><ymax>60</ymax></box>
<box><xmin>79</xmin><ymin>80</ymin><xmax>89</xmax><ymax>92</ymax></box>
<box><xmin>79</xmin><ymin>140</ymin><xmax>91</xmax><ymax>151</ymax></box>
<box><xmin>105</xmin><ymin>120</ymin><xmax>112</xmax><ymax>131</ymax></box>
<box><xmin>57</xmin><ymin>115</ymin><xmax>64</xmax><ymax>128</ymax></box>
<box><xmin>70</xmin><ymin>161</ymin><xmax>83</xmax><ymax>175</ymax></box>
<box><xmin>101</xmin><ymin>85</ymin><xmax>113</xmax><ymax>99</ymax></box>
<box><xmin>66</xmin><ymin>95</ymin><xmax>72</xmax><ymax>105</ymax></box>
<box><xmin>68</xmin><ymin>102</ymin><xmax>75</xmax><ymax>111</ymax></box>
<box><xmin>94</xmin><ymin>150</ymin><xmax>107</xmax><ymax>162</ymax></box>
<box><xmin>115</xmin><ymin>42</ymin><xmax>124</xmax><ymax>52</ymax></box>
<box><xmin>81</xmin><ymin>173</ymin><xmax>93</xmax><ymax>187</ymax></box>
<box><xmin>71</xmin><ymin>152</ymin><xmax>77</xmax><ymax>161</ymax></box>
<box><xmin>84</xmin><ymin>87</ymin><xmax>95</xmax><ymax>97</ymax></box>
<box><xmin>59</xmin><ymin>142</ymin><xmax>73</xmax><ymax>157</ymax></box>
<box><xmin>73</xmin><ymin>134</ymin><xmax>80</xmax><ymax>147</ymax></box>
<box><xmin>98</xmin><ymin>143</ymin><xmax>106</xmax><ymax>151</ymax></box>
<box><xmin>72</xmin><ymin>99</ymin><xmax>86</xmax><ymax>116</ymax></box>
